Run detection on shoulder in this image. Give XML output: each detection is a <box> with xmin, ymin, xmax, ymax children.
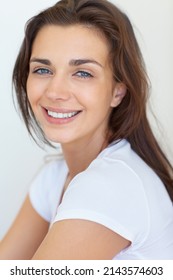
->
<box><xmin>29</xmin><ymin>157</ymin><xmax>67</xmax><ymax>222</ymax></box>
<box><xmin>71</xmin><ymin>139</ymin><xmax>154</xmax><ymax>195</ymax></box>
<box><xmin>55</xmin><ymin>140</ymin><xmax>150</xmax><ymax>243</ymax></box>
<box><xmin>32</xmin><ymin>156</ymin><xmax>66</xmax><ymax>181</ymax></box>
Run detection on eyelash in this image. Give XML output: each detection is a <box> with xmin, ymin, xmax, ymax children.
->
<box><xmin>32</xmin><ymin>68</ymin><xmax>52</xmax><ymax>75</ymax></box>
<box><xmin>74</xmin><ymin>70</ymin><xmax>93</xmax><ymax>79</ymax></box>
<box><xmin>32</xmin><ymin>68</ymin><xmax>93</xmax><ymax>79</ymax></box>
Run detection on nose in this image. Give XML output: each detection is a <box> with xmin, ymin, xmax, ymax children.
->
<box><xmin>45</xmin><ymin>74</ymin><xmax>71</xmax><ymax>101</ymax></box>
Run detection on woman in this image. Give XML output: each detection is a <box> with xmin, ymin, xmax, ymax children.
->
<box><xmin>0</xmin><ymin>0</ymin><xmax>173</xmax><ymax>259</ymax></box>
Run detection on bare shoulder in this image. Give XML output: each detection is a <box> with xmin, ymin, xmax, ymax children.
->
<box><xmin>32</xmin><ymin>219</ymin><xmax>130</xmax><ymax>260</ymax></box>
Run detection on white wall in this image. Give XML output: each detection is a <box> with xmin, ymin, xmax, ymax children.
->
<box><xmin>0</xmin><ymin>0</ymin><xmax>172</xmax><ymax>239</ymax></box>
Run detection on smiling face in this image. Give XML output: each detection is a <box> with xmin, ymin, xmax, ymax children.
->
<box><xmin>27</xmin><ymin>24</ymin><xmax>125</xmax><ymax>147</ymax></box>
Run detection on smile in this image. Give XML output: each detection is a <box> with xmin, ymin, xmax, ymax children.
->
<box><xmin>47</xmin><ymin>110</ymin><xmax>80</xmax><ymax>119</ymax></box>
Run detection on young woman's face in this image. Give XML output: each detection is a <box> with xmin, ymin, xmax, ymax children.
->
<box><xmin>27</xmin><ymin>25</ymin><xmax>122</xmax><ymax>146</ymax></box>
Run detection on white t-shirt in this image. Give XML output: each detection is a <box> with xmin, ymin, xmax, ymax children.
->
<box><xmin>29</xmin><ymin>139</ymin><xmax>173</xmax><ymax>259</ymax></box>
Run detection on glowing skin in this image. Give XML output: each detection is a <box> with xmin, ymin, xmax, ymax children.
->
<box><xmin>0</xmin><ymin>25</ymin><xmax>129</xmax><ymax>261</ymax></box>
<box><xmin>27</xmin><ymin>25</ymin><xmax>123</xmax><ymax>148</ymax></box>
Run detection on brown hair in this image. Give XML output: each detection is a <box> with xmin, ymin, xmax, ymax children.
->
<box><xmin>13</xmin><ymin>0</ymin><xmax>173</xmax><ymax>201</ymax></box>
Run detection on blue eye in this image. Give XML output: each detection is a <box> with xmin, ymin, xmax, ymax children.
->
<box><xmin>75</xmin><ymin>71</ymin><xmax>93</xmax><ymax>79</ymax></box>
<box><xmin>33</xmin><ymin>68</ymin><xmax>52</xmax><ymax>75</ymax></box>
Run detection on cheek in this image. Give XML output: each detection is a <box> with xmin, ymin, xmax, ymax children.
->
<box><xmin>26</xmin><ymin>78</ymin><xmax>42</xmax><ymax>106</ymax></box>
<box><xmin>89</xmin><ymin>83</ymin><xmax>113</xmax><ymax>108</ymax></box>
<box><xmin>80</xmin><ymin>83</ymin><xmax>112</xmax><ymax>111</ymax></box>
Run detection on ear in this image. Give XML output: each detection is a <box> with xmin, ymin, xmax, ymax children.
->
<box><xmin>110</xmin><ymin>83</ymin><xmax>127</xmax><ymax>108</ymax></box>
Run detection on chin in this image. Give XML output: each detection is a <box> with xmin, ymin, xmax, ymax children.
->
<box><xmin>46</xmin><ymin>134</ymin><xmax>74</xmax><ymax>145</ymax></box>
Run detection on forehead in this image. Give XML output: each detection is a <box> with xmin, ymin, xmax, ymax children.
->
<box><xmin>31</xmin><ymin>24</ymin><xmax>110</xmax><ymax>64</ymax></box>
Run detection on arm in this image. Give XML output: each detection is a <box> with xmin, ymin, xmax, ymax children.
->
<box><xmin>0</xmin><ymin>195</ymin><xmax>49</xmax><ymax>260</ymax></box>
<box><xmin>32</xmin><ymin>219</ymin><xmax>130</xmax><ymax>260</ymax></box>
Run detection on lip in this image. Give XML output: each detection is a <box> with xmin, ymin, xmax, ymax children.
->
<box><xmin>41</xmin><ymin>106</ymin><xmax>82</xmax><ymax>125</ymax></box>
<box><xmin>45</xmin><ymin>106</ymin><xmax>81</xmax><ymax>114</ymax></box>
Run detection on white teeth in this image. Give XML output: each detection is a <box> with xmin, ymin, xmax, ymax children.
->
<box><xmin>47</xmin><ymin>110</ymin><xmax>78</xmax><ymax>119</ymax></box>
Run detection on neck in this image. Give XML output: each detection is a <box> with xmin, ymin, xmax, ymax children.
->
<box><xmin>61</xmin><ymin>137</ymin><xmax>108</xmax><ymax>180</ymax></box>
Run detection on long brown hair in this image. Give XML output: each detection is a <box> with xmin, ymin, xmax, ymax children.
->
<box><xmin>12</xmin><ymin>0</ymin><xmax>173</xmax><ymax>201</ymax></box>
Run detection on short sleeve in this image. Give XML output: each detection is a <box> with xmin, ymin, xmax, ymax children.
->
<box><xmin>29</xmin><ymin>159</ymin><xmax>67</xmax><ymax>223</ymax></box>
<box><xmin>54</xmin><ymin>158</ymin><xmax>150</xmax><ymax>244</ymax></box>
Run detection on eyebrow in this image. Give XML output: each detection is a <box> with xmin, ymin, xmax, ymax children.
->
<box><xmin>30</xmin><ymin>58</ymin><xmax>103</xmax><ymax>68</ymax></box>
<box><xmin>69</xmin><ymin>59</ymin><xmax>103</xmax><ymax>68</ymax></box>
<box><xmin>30</xmin><ymin>58</ymin><xmax>51</xmax><ymax>65</ymax></box>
